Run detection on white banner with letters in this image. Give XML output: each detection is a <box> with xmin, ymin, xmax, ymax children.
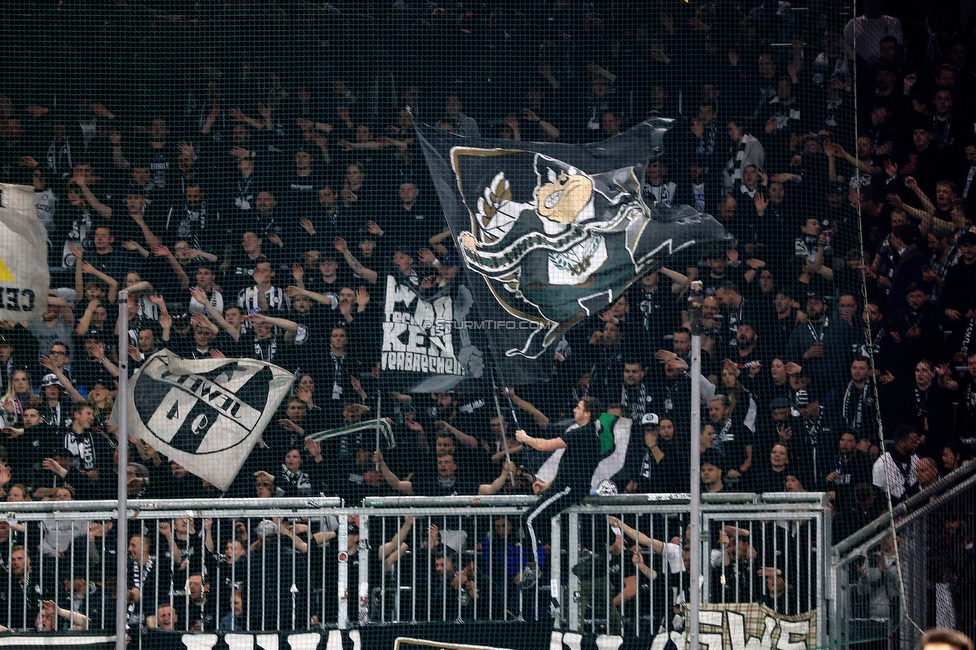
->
<box><xmin>0</xmin><ymin>183</ymin><xmax>49</xmax><ymax>320</ymax></box>
<box><xmin>128</xmin><ymin>351</ymin><xmax>295</xmax><ymax>490</ymax></box>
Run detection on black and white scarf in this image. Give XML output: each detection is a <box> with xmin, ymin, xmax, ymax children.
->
<box><xmin>239</xmin><ymin>286</ymin><xmax>288</xmax><ymax>313</ymax></box>
<box><xmin>696</xmin><ymin>122</ymin><xmax>717</xmax><ymax>157</ymax></box>
<box><xmin>841</xmin><ymin>380</ymin><xmax>871</xmax><ymax>431</ymax></box>
<box><xmin>715</xmin><ymin>418</ymin><xmax>734</xmax><ymax>443</ymax></box>
<box><xmin>280</xmin><ymin>464</ymin><xmax>312</xmax><ymax>492</ymax></box>
<box><xmin>933</xmin><ymin>115</ymin><xmax>954</xmax><ymax>150</ymax></box>
<box><xmin>914</xmin><ymin>387</ymin><xmax>931</xmax><ymax>420</ymax></box>
<box><xmin>63</xmin><ymin>428</ymin><xmax>97</xmax><ymax>471</ymax></box>
<box><xmin>330</xmin><ymin>350</ymin><xmax>345</xmax><ymax>400</ymax></box>
<box><xmin>959</xmin><ymin>318</ymin><xmax>974</xmax><ymax>359</ymax></box>
<box><xmin>620</xmin><ymin>383</ymin><xmax>650</xmax><ymax>422</ymax></box>
<box><xmin>47</xmin><ymin>138</ymin><xmax>72</xmax><ymax>179</ymax></box>
<box><xmin>963</xmin><ymin>380</ymin><xmax>976</xmax><ymax>417</ymax></box>
<box><xmin>128</xmin><ymin>556</ymin><xmax>156</xmax><ymax>620</ymax></box>
<box><xmin>252</xmin><ymin>336</ymin><xmax>278</xmax><ymax>363</ymax></box>
<box><xmin>804</xmin><ymin>411</ymin><xmax>824</xmax><ymax>450</ymax></box>
<box><xmin>727</xmin><ymin>140</ymin><xmax>747</xmax><ymax>184</ymax></box>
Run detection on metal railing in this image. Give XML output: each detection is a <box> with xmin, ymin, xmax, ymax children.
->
<box><xmin>562</xmin><ymin>492</ymin><xmax>829</xmax><ymax>644</ymax></box>
<box><xmin>0</xmin><ymin>493</ymin><xmax>830</xmax><ymax>645</ymax></box>
<box><xmin>830</xmin><ymin>461</ymin><xmax>976</xmax><ymax>650</ymax></box>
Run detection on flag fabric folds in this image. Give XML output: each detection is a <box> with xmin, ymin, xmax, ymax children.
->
<box><xmin>0</xmin><ymin>184</ymin><xmax>49</xmax><ymax>320</ymax></box>
<box><xmin>417</xmin><ymin>121</ymin><xmax>731</xmax><ymax>385</ymax></box>
<box><xmin>127</xmin><ymin>351</ymin><xmax>295</xmax><ymax>491</ymax></box>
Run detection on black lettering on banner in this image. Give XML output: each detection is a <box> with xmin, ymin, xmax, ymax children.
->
<box><xmin>0</xmin><ymin>289</ymin><xmax>37</xmax><ymax>312</ymax></box>
<box><xmin>167</xmin><ymin>398</ymin><xmax>222</xmax><ymax>454</ymax></box>
<box><xmin>159</xmin><ymin>371</ymin><xmax>247</xmax><ymax>421</ymax></box>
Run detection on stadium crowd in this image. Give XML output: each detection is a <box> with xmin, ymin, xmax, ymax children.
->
<box><xmin>0</xmin><ymin>0</ymin><xmax>972</xmax><ymax>639</ymax></box>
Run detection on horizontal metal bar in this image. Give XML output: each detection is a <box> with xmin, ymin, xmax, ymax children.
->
<box><xmin>567</xmin><ymin>497</ymin><xmax>830</xmax><ymax>517</ymax></box>
<box><xmin>361</xmin><ymin>495</ymin><xmax>536</xmax><ymax>507</ymax></box>
<box><xmin>352</xmin><ymin>507</ymin><xmax>529</xmax><ymax>518</ymax></box>
<box><xmin>0</xmin><ymin>497</ymin><xmax>343</xmax><ymax>514</ymax></box>
<box><xmin>833</xmin><ymin>462</ymin><xmax>976</xmax><ymax>557</ymax></box>
<box><xmin>758</xmin><ymin>492</ymin><xmax>830</xmax><ymax>505</ymax></box>
<box><xmin>834</xmin><ymin>470</ymin><xmax>976</xmax><ymax>567</ymax></box>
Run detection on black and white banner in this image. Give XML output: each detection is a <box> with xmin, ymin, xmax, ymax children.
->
<box><xmin>380</xmin><ymin>272</ymin><xmax>485</xmax><ymax>393</ymax></box>
<box><xmin>138</xmin><ymin>623</ymin><xmax>552</xmax><ymax>650</ymax></box>
<box><xmin>127</xmin><ymin>351</ymin><xmax>295</xmax><ymax>490</ymax></box>
<box><xmin>417</xmin><ymin>122</ymin><xmax>732</xmax><ymax>385</ymax></box>
<box><xmin>0</xmin><ymin>183</ymin><xmax>49</xmax><ymax>319</ymax></box>
<box><xmin>8</xmin><ymin>611</ymin><xmax>817</xmax><ymax>650</ymax></box>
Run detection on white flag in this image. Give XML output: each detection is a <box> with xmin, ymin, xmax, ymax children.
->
<box><xmin>0</xmin><ymin>184</ymin><xmax>49</xmax><ymax>319</ymax></box>
<box><xmin>127</xmin><ymin>351</ymin><xmax>295</xmax><ymax>491</ymax></box>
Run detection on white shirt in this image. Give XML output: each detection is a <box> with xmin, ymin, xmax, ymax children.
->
<box><xmin>872</xmin><ymin>451</ymin><xmax>918</xmax><ymax>499</ymax></box>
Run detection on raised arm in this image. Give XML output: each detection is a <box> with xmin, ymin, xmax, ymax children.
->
<box><xmin>203</xmin><ymin>518</ymin><xmax>214</xmax><ymax>552</ymax></box>
<box><xmin>428</xmin><ymin>230</ymin><xmax>453</xmax><ymax>257</ymax></box>
<box><xmin>376</xmin><ymin>515</ymin><xmax>415</xmax><ymax>559</ymax></box>
<box><xmin>229</xmin><ymin>107</ymin><xmax>267</xmax><ymax>131</ymax></box>
<box><xmin>504</xmin><ymin>388</ymin><xmax>550</xmax><ymax>429</ymax></box>
<box><xmin>126</xmin><ymin>280</ymin><xmax>155</xmax><ymax>295</ymax></box>
<box><xmin>479</xmin><ymin>462</ymin><xmax>519</xmax><ymax>495</ymax></box>
<box><xmin>152</xmin><ymin>246</ymin><xmax>191</xmax><ymax>289</ymax></box>
<box><xmin>658</xmin><ymin>266</ymin><xmax>690</xmax><ymax>293</ymax></box>
<box><xmin>607</xmin><ymin>516</ymin><xmax>665</xmax><ymax>554</ymax></box>
<box><xmin>514</xmin><ymin>429</ymin><xmax>566</xmax><ymax>453</ymax></box>
<box><xmin>73</xmin><ymin>176</ymin><xmax>112</xmax><ymax>219</ymax></box>
<box><xmin>372</xmin><ymin>450</ymin><xmax>414</xmax><ymax>495</ymax></box>
<box><xmin>521</xmin><ymin>108</ymin><xmax>559</xmax><ymax>140</ymax></box>
<box><xmin>86</xmin><ymin>339</ymin><xmax>119</xmax><ymax>378</ymax></box>
<box><xmin>435</xmin><ymin>420</ymin><xmax>479</xmax><ymax>449</ymax></box>
<box><xmin>158</xmin><ymin>522</ymin><xmax>183</xmax><ymax>565</ymax></box>
<box><xmin>285</xmin><ymin>285</ymin><xmax>335</xmax><ymax>307</ymax></box>
<box><xmin>47</xmin><ymin>295</ymin><xmax>74</xmax><ymax>327</ymax></box>
<box><xmin>334</xmin><ymin>238</ymin><xmax>378</xmax><ymax>284</ymax></box>
<box><xmin>81</xmin><ymin>261</ymin><xmax>121</xmax><ymax>302</ymax></box>
<box><xmin>75</xmin><ymin>299</ymin><xmax>99</xmax><ymax>335</ymax></box>
<box><xmin>185</xmin><ymin>246</ymin><xmax>218</xmax><ymax>262</ymax></box>
<box><xmin>189</xmin><ymin>287</ymin><xmax>240</xmax><ymax>340</ymax></box>
<box><xmin>72</xmin><ymin>243</ymin><xmax>85</xmax><ymax>300</ymax></box>
<box><xmin>249</xmin><ymin>312</ymin><xmax>299</xmax><ymax>332</ymax></box>
<box><xmin>110</xmin><ymin>130</ymin><xmax>130</xmax><ymax>170</ymax></box>
<box><xmin>277</xmin><ymin>518</ymin><xmax>309</xmax><ymax>554</ymax></box>
<box><xmin>43</xmin><ymin>600</ymin><xmax>88</xmax><ymax>631</ymax></box>
<box><xmin>40</xmin><ymin>356</ymin><xmax>86</xmax><ymax>403</ymax></box>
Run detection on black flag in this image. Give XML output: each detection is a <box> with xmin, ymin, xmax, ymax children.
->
<box><xmin>417</xmin><ymin>120</ymin><xmax>732</xmax><ymax>384</ymax></box>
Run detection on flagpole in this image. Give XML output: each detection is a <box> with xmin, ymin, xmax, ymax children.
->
<box><xmin>489</xmin><ymin>371</ymin><xmax>515</xmax><ymax>486</ymax></box>
<box><xmin>687</xmin><ymin>280</ymin><xmax>703</xmax><ymax>650</ymax></box>
<box><xmin>374</xmin><ymin>392</ymin><xmax>382</xmax><ymax>472</ymax></box>
<box><xmin>115</xmin><ymin>289</ymin><xmax>130</xmax><ymax>650</ymax></box>
<box><xmin>502</xmin><ymin>386</ymin><xmax>522</xmax><ymax>430</ymax></box>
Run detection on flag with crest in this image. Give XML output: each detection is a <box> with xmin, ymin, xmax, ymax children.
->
<box><xmin>127</xmin><ymin>351</ymin><xmax>295</xmax><ymax>491</ymax></box>
<box><xmin>417</xmin><ymin>120</ymin><xmax>732</xmax><ymax>384</ymax></box>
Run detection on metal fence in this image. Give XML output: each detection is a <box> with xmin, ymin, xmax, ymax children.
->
<box><xmin>1</xmin><ymin>493</ymin><xmax>830</xmax><ymax>644</ymax></box>
<box><xmin>561</xmin><ymin>493</ymin><xmax>829</xmax><ymax>643</ymax></box>
<box><xmin>830</xmin><ymin>461</ymin><xmax>976</xmax><ymax>650</ymax></box>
